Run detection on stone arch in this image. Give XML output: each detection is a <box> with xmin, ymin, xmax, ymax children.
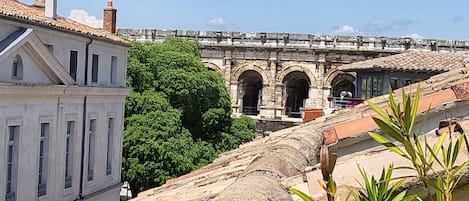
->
<box><xmin>203</xmin><ymin>62</ymin><xmax>223</xmax><ymax>74</ymax></box>
<box><xmin>324</xmin><ymin>69</ymin><xmax>356</xmax><ymax>89</ymax></box>
<box><xmin>276</xmin><ymin>65</ymin><xmax>316</xmax><ymax>86</ymax></box>
<box><xmin>238</xmin><ymin>70</ymin><xmax>264</xmax><ymax>115</ymax></box>
<box><xmin>232</xmin><ymin>64</ymin><xmax>269</xmax><ymax>85</ymax></box>
<box><xmin>328</xmin><ymin>71</ymin><xmax>356</xmax><ymax>97</ymax></box>
<box><xmin>282</xmin><ymin>71</ymin><xmax>311</xmax><ymax>118</ymax></box>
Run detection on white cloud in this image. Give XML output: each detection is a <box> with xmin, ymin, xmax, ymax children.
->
<box><xmin>68</xmin><ymin>9</ymin><xmax>103</xmax><ymax>28</ymax></box>
<box><xmin>334</xmin><ymin>25</ymin><xmax>360</xmax><ymax>35</ymax></box>
<box><xmin>407</xmin><ymin>33</ymin><xmax>423</xmax><ymax>39</ymax></box>
<box><xmin>207</xmin><ymin>17</ymin><xmax>238</xmax><ymax>30</ymax></box>
<box><xmin>208</xmin><ymin>17</ymin><xmax>226</xmax><ymax>26</ymax></box>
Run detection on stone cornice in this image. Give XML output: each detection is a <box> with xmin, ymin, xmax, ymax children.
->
<box><xmin>0</xmin><ymin>83</ymin><xmax>131</xmax><ymax>96</ymax></box>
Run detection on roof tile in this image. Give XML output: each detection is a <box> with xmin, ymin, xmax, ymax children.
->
<box><xmin>0</xmin><ymin>0</ymin><xmax>130</xmax><ymax>46</ymax></box>
<box><xmin>339</xmin><ymin>51</ymin><xmax>468</xmax><ymax>72</ymax></box>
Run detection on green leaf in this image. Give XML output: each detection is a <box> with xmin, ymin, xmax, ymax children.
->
<box><xmin>368</xmin><ymin>100</ymin><xmax>391</xmax><ymax>121</ymax></box>
<box><xmin>369</xmin><ymin>132</ymin><xmax>407</xmax><ymax>157</ymax></box>
<box><xmin>409</xmin><ymin>84</ymin><xmax>421</xmax><ymax>132</ymax></box>
<box><xmin>290</xmin><ymin>188</ymin><xmax>315</xmax><ymax>201</ymax></box>
<box><xmin>372</xmin><ymin>117</ymin><xmax>405</xmax><ymax>143</ymax></box>
<box><xmin>422</xmin><ymin>176</ymin><xmax>444</xmax><ymax>193</ymax></box>
<box><xmin>426</xmin><ymin>142</ymin><xmax>444</xmax><ymax>168</ymax></box>
<box><xmin>390</xmin><ymin>191</ymin><xmax>407</xmax><ymax>201</ymax></box>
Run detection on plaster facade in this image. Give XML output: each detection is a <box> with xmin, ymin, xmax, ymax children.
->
<box><xmin>0</xmin><ymin>14</ymin><xmax>129</xmax><ymax>201</ymax></box>
<box><xmin>119</xmin><ymin>29</ymin><xmax>469</xmax><ymax>121</ymax></box>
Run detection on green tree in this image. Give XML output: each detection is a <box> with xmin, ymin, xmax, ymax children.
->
<box><xmin>123</xmin><ymin>38</ymin><xmax>257</xmax><ymax>195</ymax></box>
<box><xmin>123</xmin><ymin>109</ymin><xmax>217</xmax><ymax>193</ymax></box>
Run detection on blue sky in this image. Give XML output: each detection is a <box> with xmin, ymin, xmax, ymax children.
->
<box><xmin>22</xmin><ymin>0</ymin><xmax>469</xmax><ymax>40</ymax></box>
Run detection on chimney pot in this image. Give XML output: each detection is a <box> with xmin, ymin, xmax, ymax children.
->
<box><xmin>32</xmin><ymin>0</ymin><xmax>45</xmax><ymax>8</ymax></box>
<box><xmin>103</xmin><ymin>1</ymin><xmax>117</xmax><ymax>34</ymax></box>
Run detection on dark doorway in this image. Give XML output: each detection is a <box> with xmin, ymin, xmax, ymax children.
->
<box><xmin>331</xmin><ymin>74</ymin><xmax>355</xmax><ymax>97</ymax></box>
<box><xmin>283</xmin><ymin>71</ymin><xmax>310</xmax><ymax>118</ymax></box>
<box><xmin>238</xmin><ymin>70</ymin><xmax>263</xmax><ymax>115</ymax></box>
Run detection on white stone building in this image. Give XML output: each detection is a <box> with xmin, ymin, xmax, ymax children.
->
<box><xmin>0</xmin><ymin>0</ymin><xmax>131</xmax><ymax>200</ymax></box>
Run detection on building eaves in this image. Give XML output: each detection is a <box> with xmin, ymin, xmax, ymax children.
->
<box><xmin>338</xmin><ymin>51</ymin><xmax>469</xmax><ymax>72</ymax></box>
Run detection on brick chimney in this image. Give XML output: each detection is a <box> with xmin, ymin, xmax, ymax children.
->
<box><xmin>45</xmin><ymin>0</ymin><xmax>57</xmax><ymax>19</ymax></box>
<box><xmin>103</xmin><ymin>1</ymin><xmax>117</xmax><ymax>34</ymax></box>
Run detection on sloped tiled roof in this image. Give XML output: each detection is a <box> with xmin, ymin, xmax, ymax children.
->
<box><xmin>339</xmin><ymin>51</ymin><xmax>469</xmax><ymax>72</ymax></box>
<box><xmin>0</xmin><ymin>0</ymin><xmax>130</xmax><ymax>46</ymax></box>
<box><xmin>132</xmin><ymin>65</ymin><xmax>469</xmax><ymax>200</ymax></box>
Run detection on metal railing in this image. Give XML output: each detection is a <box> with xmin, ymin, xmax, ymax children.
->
<box><xmin>327</xmin><ymin>96</ymin><xmax>364</xmax><ymax>109</ymax></box>
<box><xmin>6</xmin><ymin>192</ymin><xmax>15</xmax><ymax>201</ymax></box>
<box><xmin>106</xmin><ymin>166</ymin><xmax>112</xmax><ymax>176</ymax></box>
<box><xmin>38</xmin><ymin>183</ymin><xmax>47</xmax><ymax>197</ymax></box>
<box><xmin>285</xmin><ymin>107</ymin><xmax>304</xmax><ymax>118</ymax></box>
<box><xmin>242</xmin><ymin>106</ymin><xmax>259</xmax><ymax>115</ymax></box>
<box><xmin>65</xmin><ymin>176</ymin><xmax>72</xmax><ymax>188</ymax></box>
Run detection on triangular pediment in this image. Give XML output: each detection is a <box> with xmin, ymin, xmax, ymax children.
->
<box><xmin>0</xmin><ymin>28</ymin><xmax>76</xmax><ymax>85</ymax></box>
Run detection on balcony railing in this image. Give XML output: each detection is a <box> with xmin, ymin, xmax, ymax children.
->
<box><xmin>327</xmin><ymin>96</ymin><xmax>364</xmax><ymax>109</ymax></box>
<box><xmin>6</xmin><ymin>192</ymin><xmax>15</xmax><ymax>201</ymax></box>
<box><xmin>285</xmin><ymin>107</ymin><xmax>304</xmax><ymax>118</ymax></box>
<box><xmin>242</xmin><ymin>106</ymin><xmax>259</xmax><ymax>116</ymax></box>
<box><xmin>65</xmin><ymin>176</ymin><xmax>72</xmax><ymax>188</ymax></box>
<box><xmin>38</xmin><ymin>183</ymin><xmax>47</xmax><ymax>197</ymax></box>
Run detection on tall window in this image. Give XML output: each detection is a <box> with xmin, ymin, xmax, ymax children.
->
<box><xmin>87</xmin><ymin>119</ymin><xmax>96</xmax><ymax>181</ymax></box>
<box><xmin>11</xmin><ymin>55</ymin><xmax>23</xmax><ymax>80</ymax></box>
<box><xmin>360</xmin><ymin>75</ymin><xmax>383</xmax><ymax>99</ymax></box>
<box><xmin>65</xmin><ymin>121</ymin><xmax>74</xmax><ymax>189</ymax></box>
<box><xmin>6</xmin><ymin>126</ymin><xmax>19</xmax><ymax>201</ymax></box>
<box><xmin>110</xmin><ymin>56</ymin><xmax>117</xmax><ymax>84</ymax></box>
<box><xmin>106</xmin><ymin>118</ymin><xmax>114</xmax><ymax>175</ymax></box>
<box><xmin>69</xmin><ymin>51</ymin><xmax>78</xmax><ymax>81</ymax></box>
<box><xmin>38</xmin><ymin>123</ymin><xmax>49</xmax><ymax>197</ymax></box>
<box><xmin>91</xmin><ymin>54</ymin><xmax>99</xmax><ymax>83</ymax></box>
<box><xmin>389</xmin><ymin>77</ymin><xmax>399</xmax><ymax>90</ymax></box>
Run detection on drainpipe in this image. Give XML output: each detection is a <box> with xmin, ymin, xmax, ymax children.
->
<box><xmin>78</xmin><ymin>37</ymin><xmax>93</xmax><ymax>200</ymax></box>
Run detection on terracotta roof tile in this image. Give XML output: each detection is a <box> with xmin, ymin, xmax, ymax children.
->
<box><xmin>0</xmin><ymin>0</ymin><xmax>130</xmax><ymax>46</ymax></box>
<box><xmin>339</xmin><ymin>51</ymin><xmax>469</xmax><ymax>72</ymax></box>
<box><xmin>131</xmin><ymin>66</ymin><xmax>469</xmax><ymax>200</ymax></box>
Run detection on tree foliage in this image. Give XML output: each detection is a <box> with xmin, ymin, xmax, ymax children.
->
<box><xmin>123</xmin><ymin>37</ymin><xmax>257</xmax><ymax>195</ymax></box>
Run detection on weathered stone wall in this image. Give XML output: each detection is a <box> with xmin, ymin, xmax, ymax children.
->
<box><xmin>118</xmin><ymin>29</ymin><xmax>469</xmax><ymax>121</ymax></box>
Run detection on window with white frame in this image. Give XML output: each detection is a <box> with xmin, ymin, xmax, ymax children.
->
<box><xmin>11</xmin><ymin>55</ymin><xmax>23</xmax><ymax>80</ymax></box>
<box><xmin>106</xmin><ymin>118</ymin><xmax>114</xmax><ymax>175</ymax></box>
<box><xmin>38</xmin><ymin>123</ymin><xmax>49</xmax><ymax>197</ymax></box>
<box><xmin>65</xmin><ymin>121</ymin><xmax>74</xmax><ymax>189</ymax></box>
<box><xmin>6</xmin><ymin>125</ymin><xmax>19</xmax><ymax>201</ymax></box>
<box><xmin>110</xmin><ymin>56</ymin><xmax>117</xmax><ymax>84</ymax></box>
<box><xmin>87</xmin><ymin>119</ymin><xmax>96</xmax><ymax>181</ymax></box>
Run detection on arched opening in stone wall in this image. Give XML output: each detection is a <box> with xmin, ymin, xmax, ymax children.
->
<box><xmin>331</xmin><ymin>74</ymin><xmax>355</xmax><ymax>97</ymax></box>
<box><xmin>238</xmin><ymin>70</ymin><xmax>263</xmax><ymax>116</ymax></box>
<box><xmin>283</xmin><ymin>71</ymin><xmax>310</xmax><ymax>118</ymax></box>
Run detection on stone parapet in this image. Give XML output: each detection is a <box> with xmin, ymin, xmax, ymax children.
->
<box><xmin>118</xmin><ymin>29</ymin><xmax>469</xmax><ymax>53</ymax></box>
